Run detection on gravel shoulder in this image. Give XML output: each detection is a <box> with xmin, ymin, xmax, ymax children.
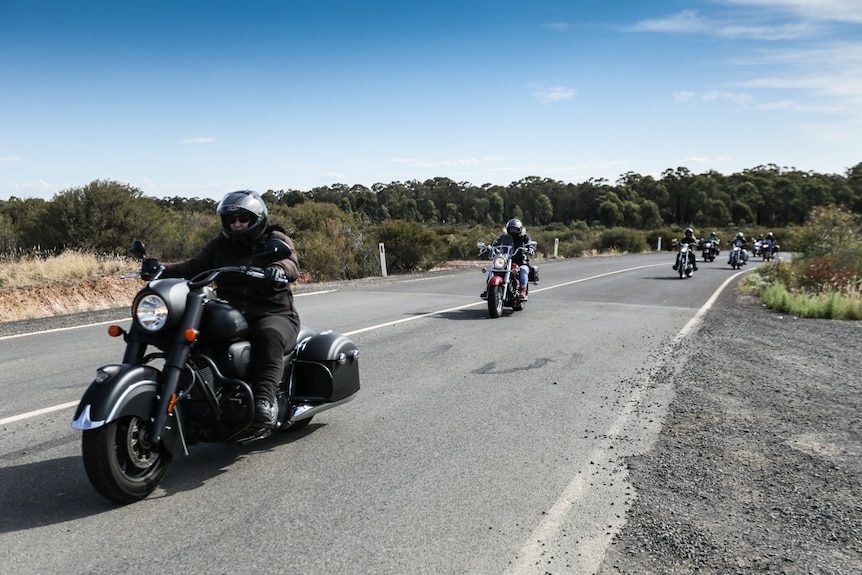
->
<box><xmin>597</xmin><ymin>285</ymin><xmax>862</xmax><ymax>574</ymax></box>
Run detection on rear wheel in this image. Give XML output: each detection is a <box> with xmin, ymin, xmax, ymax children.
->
<box><xmin>488</xmin><ymin>284</ymin><xmax>504</xmax><ymax>318</ymax></box>
<box><xmin>81</xmin><ymin>415</ymin><xmax>171</xmax><ymax>505</ymax></box>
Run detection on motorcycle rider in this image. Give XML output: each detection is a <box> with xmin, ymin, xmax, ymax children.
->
<box><xmin>156</xmin><ymin>190</ymin><xmax>301</xmax><ymax>429</ymax></box>
<box><xmin>481</xmin><ymin>218</ymin><xmax>534</xmax><ymax>300</ymax></box>
<box><xmin>672</xmin><ymin>228</ymin><xmax>699</xmax><ymax>272</ymax></box>
<box><xmin>704</xmin><ymin>231</ymin><xmax>721</xmax><ymax>256</ymax></box>
<box><xmin>728</xmin><ymin>231</ymin><xmax>749</xmax><ymax>265</ymax></box>
<box><xmin>764</xmin><ymin>231</ymin><xmax>778</xmax><ymax>255</ymax></box>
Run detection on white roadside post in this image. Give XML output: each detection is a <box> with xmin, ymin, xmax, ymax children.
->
<box><xmin>379</xmin><ymin>242</ymin><xmax>388</xmax><ymax>277</ymax></box>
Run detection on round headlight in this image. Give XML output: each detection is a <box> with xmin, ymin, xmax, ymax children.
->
<box><xmin>493</xmin><ymin>256</ymin><xmax>507</xmax><ymax>269</ymax></box>
<box><xmin>135</xmin><ymin>294</ymin><xmax>169</xmax><ymax>332</ymax></box>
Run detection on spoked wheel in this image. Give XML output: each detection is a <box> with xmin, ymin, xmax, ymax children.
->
<box><xmin>81</xmin><ymin>415</ymin><xmax>172</xmax><ymax>505</ymax></box>
<box><xmin>488</xmin><ymin>284</ymin><xmax>504</xmax><ymax>318</ymax></box>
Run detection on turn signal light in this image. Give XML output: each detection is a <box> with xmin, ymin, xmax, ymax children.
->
<box><xmin>184</xmin><ymin>328</ymin><xmax>199</xmax><ymax>342</ymax></box>
<box><xmin>107</xmin><ymin>325</ymin><xmax>123</xmax><ymax>337</ymax></box>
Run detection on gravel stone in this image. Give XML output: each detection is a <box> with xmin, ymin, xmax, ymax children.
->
<box><xmin>596</xmin><ymin>288</ymin><xmax>862</xmax><ymax>575</ymax></box>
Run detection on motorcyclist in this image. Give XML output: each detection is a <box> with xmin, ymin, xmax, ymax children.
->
<box><xmin>763</xmin><ymin>231</ymin><xmax>778</xmax><ymax>255</ymax></box>
<box><xmin>481</xmin><ymin>218</ymin><xmax>534</xmax><ymax>300</ymax></box>
<box><xmin>156</xmin><ymin>190</ymin><xmax>301</xmax><ymax>429</ymax></box>
<box><xmin>728</xmin><ymin>231</ymin><xmax>749</xmax><ymax>265</ymax></box>
<box><xmin>704</xmin><ymin>231</ymin><xmax>721</xmax><ymax>255</ymax></box>
<box><xmin>672</xmin><ymin>228</ymin><xmax>699</xmax><ymax>272</ymax></box>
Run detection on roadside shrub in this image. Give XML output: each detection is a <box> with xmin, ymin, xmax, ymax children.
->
<box><xmin>374</xmin><ymin>220</ymin><xmax>445</xmax><ymax>272</ymax></box>
<box><xmin>597</xmin><ymin>228</ymin><xmax>649</xmax><ymax>254</ymax></box>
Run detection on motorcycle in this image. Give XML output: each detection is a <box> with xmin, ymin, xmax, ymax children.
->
<box><xmin>477</xmin><ymin>239</ymin><xmax>537</xmax><ymax>318</ymax></box>
<box><xmin>752</xmin><ymin>239</ymin><xmax>763</xmax><ymax>258</ymax></box>
<box><xmin>72</xmin><ymin>239</ymin><xmax>360</xmax><ymax>504</ymax></box>
<box><xmin>675</xmin><ymin>242</ymin><xmax>695</xmax><ymax>278</ymax></box>
<box><xmin>701</xmin><ymin>239</ymin><xmax>718</xmax><ymax>262</ymax></box>
<box><xmin>729</xmin><ymin>244</ymin><xmax>745</xmax><ymax>269</ymax></box>
<box><xmin>761</xmin><ymin>239</ymin><xmax>779</xmax><ymax>261</ymax></box>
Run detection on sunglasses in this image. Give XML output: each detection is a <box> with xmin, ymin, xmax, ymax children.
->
<box><xmin>224</xmin><ymin>214</ymin><xmax>251</xmax><ymax>224</ymax></box>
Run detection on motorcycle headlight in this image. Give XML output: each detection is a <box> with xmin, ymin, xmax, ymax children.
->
<box><xmin>493</xmin><ymin>256</ymin><xmax>507</xmax><ymax>269</ymax></box>
<box><xmin>134</xmin><ymin>294</ymin><xmax>169</xmax><ymax>332</ymax></box>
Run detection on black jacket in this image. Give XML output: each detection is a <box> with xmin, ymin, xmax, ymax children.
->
<box><xmin>160</xmin><ymin>225</ymin><xmax>300</xmax><ymax>319</ymax></box>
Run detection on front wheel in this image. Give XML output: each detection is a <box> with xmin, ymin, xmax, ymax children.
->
<box><xmin>81</xmin><ymin>415</ymin><xmax>172</xmax><ymax>505</ymax></box>
<box><xmin>488</xmin><ymin>284</ymin><xmax>504</xmax><ymax>318</ymax></box>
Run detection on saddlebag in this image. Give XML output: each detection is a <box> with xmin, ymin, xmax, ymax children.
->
<box><xmin>528</xmin><ymin>266</ymin><xmax>539</xmax><ymax>283</ymax></box>
<box><xmin>291</xmin><ymin>331</ymin><xmax>360</xmax><ymax>402</ymax></box>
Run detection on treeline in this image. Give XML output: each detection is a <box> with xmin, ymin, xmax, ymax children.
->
<box><xmin>1</xmin><ymin>162</ymin><xmax>861</xmax><ymax>281</ymax></box>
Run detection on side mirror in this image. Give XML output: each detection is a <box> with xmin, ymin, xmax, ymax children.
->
<box><xmin>251</xmin><ymin>238</ymin><xmax>293</xmax><ymax>266</ymax></box>
<box><xmin>526</xmin><ymin>240</ymin><xmax>538</xmax><ymax>248</ymax></box>
<box><xmin>129</xmin><ymin>240</ymin><xmax>146</xmax><ymax>259</ymax></box>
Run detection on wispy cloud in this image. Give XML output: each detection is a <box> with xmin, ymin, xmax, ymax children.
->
<box><xmin>683</xmin><ymin>155</ymin><xmax>734</xmax><ymax>164</ymax></box>
<box><xmin>629</xmin><ymin>9</ymin><xmax>815</xmax><ymax>40</ymax></box>
<box><xmin>543</xmin><ymin>22</ymin><xmax>572</xmax><ymax>31</ymax></box>
<box><xmin>631</xmin><ymin>10</ymin><xmax>709</xmax><ymax>33</ymax></box>
<box><xmin>720</xmin><ymin>0</ymin><xmax>862</xmax><ymax>24</ymax></box>
<box><xmin>391</xmin><ymin>156</ymin><xmax>504</xmax><ymax>168</ymax></box>
<box><xmin>673</xmin><ymin>90</ymin><xmax>753</xmax><ymax>106</ymax></box>
<box><xmin>531</xmin><ymin>85</ymin><xmax>578</xmax><ymax>104</ymax></box>
<box><xmin>1</xmin><ymin>156</ymin><xmax>26</xmax><ymax>162</ymax></box>
<box><xmin>174</xmin><ymin>137</ymin><xmax>219</xmax><ymax>144</ymax></box>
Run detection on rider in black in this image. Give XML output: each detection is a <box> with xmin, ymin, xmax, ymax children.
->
<box><xmin>158</xmin><ymin>190</ymin><xmax>301</xmax><ymax>429</ymax></box>
<box><xmin>672</xmin><ymin>228</ymin><xmax>699</xmax><ymax>271</ymax></box>
<box><xmin>728</xmin><ymin>231</ymin><xmax>749</xmax><ymax>265</ymax></box>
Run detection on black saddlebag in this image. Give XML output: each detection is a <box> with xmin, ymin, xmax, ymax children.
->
<box><xmin>291</xmin><ymin>331</ymin><xmax>360</xmax><ymax>402</ymax></box>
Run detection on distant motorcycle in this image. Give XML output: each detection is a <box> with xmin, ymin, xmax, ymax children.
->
<box><xmin>752</xmin><ymin>239</ymin><xmax>763</xmax><ymax>258</ymax></box>
<box><xmin>477</xmin><ymin>239</ymin><xmax>537</xmax><ymax>318</ymax></box>
<box><xmin>729</xmin><ymin>244</ymin><xmax>745</xmax><ymax>269</ymax></box>
<box><xmin>701</xmin><ymin>239</ymin><xmax>719</xmax><ymax>262</ymax></box>
<box><xmin>72</xmin><ymin>239</ymin><xmax>360</xmax><ymax>504</ymax></box>
<box><xmin>761</xmin><ymin>239</ymin><xmax>779</xmax><ymax>261</ymax></box>
<box><xmin>675</xmin><ymin>242</ymin><xmax>695</xmax><ymax>278</ymax></box>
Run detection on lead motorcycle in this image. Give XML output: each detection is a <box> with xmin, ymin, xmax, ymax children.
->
<box><xmin>72</xmin><ymin>239</ymin><xmax>360</xmax><ymax>504</ymax></box>
<box><xmin>674</xmin><ymin>242</ymin><xmax>695</xmax><ymax>278</ymax></box>
<box><xmin>477</xmin><ymin>238</ymin><xmax>538</xmax><ymax>318</ymax></box>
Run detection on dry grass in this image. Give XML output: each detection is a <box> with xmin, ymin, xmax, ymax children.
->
<box><xmin>0</xmin><ymin>251</ymin><xmax>141</xmax><ymax>322</ymax></box>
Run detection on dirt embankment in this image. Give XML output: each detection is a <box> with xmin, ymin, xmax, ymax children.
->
<box><xmin>0</xmin><ymin>276</ymin><xmax>141</xmax><ymax>323</ymax></box>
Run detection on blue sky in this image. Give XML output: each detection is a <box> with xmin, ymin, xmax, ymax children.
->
<box><xmin>2</xmin><ymin>0</ymin><xmax>861</xmax><ymax>201</ymax></box>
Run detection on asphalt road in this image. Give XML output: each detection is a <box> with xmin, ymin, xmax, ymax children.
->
<box><xmin>0</xmin><ymin>252</ymin><xmax>755</xmax><ymax>575</ymax></box>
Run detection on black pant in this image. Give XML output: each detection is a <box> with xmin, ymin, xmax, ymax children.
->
<box><xmin>247</xmin><ymin>313</ymin><xmax>300</xmax><ymax>403</ymax></box>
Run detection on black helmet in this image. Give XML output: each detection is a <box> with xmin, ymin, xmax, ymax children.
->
<box><xmin>766</xmin><ymin>232</ymin><xmax>774</xmax><ymax>239</ymax></box>
<box><xmin>506</xmin><ymin>218</ymin><xmax>523</xmax><ymax>237</ymax></box>
<box><xmin>217</xmin><ymin>190</ymin><xmax>268</xmax><ymax>246</ymax></box>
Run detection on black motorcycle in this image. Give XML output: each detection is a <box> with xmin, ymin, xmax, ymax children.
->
<box><xmin>700</xmin><ymin>239</ymin><xmax>719</xmax><ymax>262</ymax></box>
<box><xmin>72</xmin><ymin>239</ymin><xmax>360</xmax><ymax>504</ymax></box>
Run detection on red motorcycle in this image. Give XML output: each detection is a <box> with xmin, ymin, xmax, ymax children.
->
<box><xmin>477</xmin><ymin>239</ymin><xmax>537</xmax><ymax>318</ymax></box>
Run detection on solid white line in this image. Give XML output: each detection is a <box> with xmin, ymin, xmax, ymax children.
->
<box><xmin>505</xmin><ymin>266</ymin><xmax>750</xmax><ymax>574</ymax></box>
<box><xmin>4</xmin><ymin>263</ymin><xmax>666</xmax><ymax>424</ymax></box>
<box><xmin>0</xmin><ymin>401</ymin><xmax>81</xmax><ymax>425</ymax></box>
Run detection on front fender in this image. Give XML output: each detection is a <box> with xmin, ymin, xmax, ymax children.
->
<box><xmin>71</xmin><ymin>364</ymin><xmax>160</xmax><ymax>430</ymax></box>
<box><xmin>488</xmin><ymin>275</ymin><xmax>504</xmax><ymax>287</ymax></box>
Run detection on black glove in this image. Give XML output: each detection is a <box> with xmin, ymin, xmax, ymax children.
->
<box><xmin>264</xmin><ymin>264</ymin><xmax>287</xmax><ymax>285</ymax></box>
<box><xmin>140</xmin><ymin>258</ymin><xmax>161</xmax><ymax>281</ymax></box>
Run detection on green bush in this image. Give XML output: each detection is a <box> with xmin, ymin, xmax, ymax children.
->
<box><xmin>374</xmin><ymin>220</ymin><xmax>445</xmax><ymax>272</ymax></box>
<box><xmin>597</xmin><ymin>228</ymin><xmax>649</xmax><ymax>253</ymax></box>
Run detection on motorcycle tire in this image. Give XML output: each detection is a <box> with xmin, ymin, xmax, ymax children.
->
<box><xmin>488</xmin><ymin>284</ymin><xmax>504</xmax><ymax>318</ymax></box>
<box><xmin>81</xmin><ymin>415</ymin><xmax>172</xmax><ymax>505</ymax></box>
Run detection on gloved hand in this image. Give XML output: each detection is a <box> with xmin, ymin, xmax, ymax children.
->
<box><xmin>264</xmin><ymin>264</ymin><xmax>287</xmax><ymax>285</ymax></box>
<box><xmin>140</xmin><ymin>258</ymin><xmax>161</xmax><ymax>281</ymax></box>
